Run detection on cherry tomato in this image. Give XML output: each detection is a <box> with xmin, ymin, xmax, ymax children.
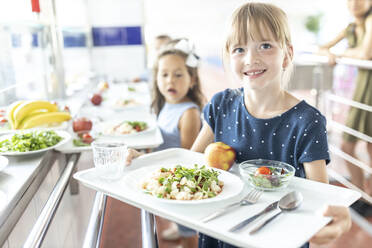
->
<box><xmin>0</xmin><ymin>117</ymin><xmax>8</xmax><ymax>123</ymax></box>
<box><xmin>82</xmin><ymin>133</ymin><xmax>94</xmax><ymax>144</ymax></box>
<box><xmin>255</xmin><ymin>166</ymin><xmax>271</xmax><ymax>176</ymax></box>
<box><xmin>134</xmin><ymin>125</ymin><xmax>141</xmax><ymax>132</ymax></box>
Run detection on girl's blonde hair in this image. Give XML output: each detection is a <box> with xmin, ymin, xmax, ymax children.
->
<box><xmin>223</xmin><ymin>2</ymin><xmax>293</xmax><ymax>85</ymax></box>
<box><xmin>151</xmin><ymin>49</ymin><xmax>205</xmax><ymax>115</ymax></box>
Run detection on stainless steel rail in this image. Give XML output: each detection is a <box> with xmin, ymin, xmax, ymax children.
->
<box><xmin>329</xmin><ymin>120</ymin><xmax>372</xmax><ymax>144</ymax></box>
<box><xmin>83</xmin><ymin>193</ymin><xmax>107</xmax><ymax>248</ymax></box>
<box><xmin>303</xmin><ymin>53</ymin><xmax>372</xmax><ymax>206</ymax></box>
<box><xmin>141</xmin><ymin>210</ymin><xmax>158</xmax><ymax>248</ymax></box>
<box><xmin>23</xmin><ymin>153</ymin><xmax>80</xmax><ymax>248</ymax></box>
<box><xmin>298</xmin><ymin>53</ymin><xmax>372</xmax><ymax>70</ymax></box>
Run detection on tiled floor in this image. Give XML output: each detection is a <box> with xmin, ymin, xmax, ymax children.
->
<box><xmin>99</xmin><ymin>64</ymin><xmax>372</xmax><ymax>248</ymax></box>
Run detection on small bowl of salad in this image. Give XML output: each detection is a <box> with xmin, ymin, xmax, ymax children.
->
<box><xmin>239</xmin><ymin>159</ymin><xmax>295</xmax><ymax>191</ymax></box>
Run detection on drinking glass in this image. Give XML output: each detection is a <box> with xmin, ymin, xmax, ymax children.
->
<box><xmin>92</xmin><ymin>141</ymin><xmax>128</xmax><ymax>180</ymax></box>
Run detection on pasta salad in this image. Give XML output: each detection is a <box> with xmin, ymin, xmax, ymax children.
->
<box><xmin>141</xmin><ymin>164</ymin><xmax>224</xmax><ymax>200</ymax></box>
<box><xmin>106</xmin><ymin>121</ymin><xmax>147</xmax><ymax>135</ymax></box>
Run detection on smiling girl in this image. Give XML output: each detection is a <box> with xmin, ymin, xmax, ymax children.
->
<box><xmin>190</xmin><ymin>2</ymin><xmax>351</xmax><ymax>248</ymax></box>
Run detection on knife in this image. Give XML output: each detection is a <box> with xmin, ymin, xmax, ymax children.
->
<box><xmin>229</xmin><ymin>201</ymin><xmax>279</xmax><ymax>232</ymax></box>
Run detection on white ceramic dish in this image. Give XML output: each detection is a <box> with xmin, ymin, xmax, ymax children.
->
<box><xmin>73</xmin><ymin>148</ymin><xmax>360</xmax><ymax>248</ymax></box>
<box><xmin>0</xmin><ymin>155</ymin><xmax>8</xmax><ymax>171</ymax></box>
<box><xmin>94</xmin><ymin>119</ymin><xmax>156</xmax><ymax>138</ymax></box>
<box><xmin>0</xmin><ymin>130</ymin><xmax>71</xmax><ymax>156</ymax></box>
<box><xmin>125</xmin><ymin>164</ymin><xmax>244</xmax><ymax>204</ymax></box>
<box><xmin>101</xmin><ymin>97</ymin><xmax>148</xmax><ymax>112</ymax></box>
<box><xmin>55</xmin><ymin>127</ymin><xmax>163</xmax><ymax>153</ymax></box>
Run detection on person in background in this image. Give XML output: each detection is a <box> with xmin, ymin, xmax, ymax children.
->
<box><xmin>318</xmin><ymin>0</ymin><xmax>372</xmax><ymax>215</ymax></box>
<box><xmin>132</xmin><ymin>34</ymin><xmax>172</xmax><ymax>82</ymax></box>
<box><xmin>153</xmin><ymin>34</ymin><xmax>172</xmax><ymax>52</ymax></box>
<box><xmin>129</xmin><ymin>39</ymin><xmax>205</xmax><ymax>248</ymax></box>
<box><xmin>187</xmin><ymin>2</ymin><xmax>351</xmax><ymax>248</ymax></box>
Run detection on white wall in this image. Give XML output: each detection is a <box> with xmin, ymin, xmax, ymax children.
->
<box><xmin>87</xmin><ymin>0</ymin><xmax>146</xmax><ymax>81</ymax></box>
<box><xmin>144</xmin><ymin>0</ymin><xmax>351</xmax><ymax>61</ymax></box>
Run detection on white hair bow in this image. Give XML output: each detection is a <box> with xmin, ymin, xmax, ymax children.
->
<box><xmin>173</xmin><ymin>39</ymin><xmax>199</xmax><ymax>68</ymax></box>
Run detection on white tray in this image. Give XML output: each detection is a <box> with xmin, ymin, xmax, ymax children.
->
<box><xmin>73</xmin><ymin>148</ymin><xmax>360</xmax><ymax>248</ymax></box>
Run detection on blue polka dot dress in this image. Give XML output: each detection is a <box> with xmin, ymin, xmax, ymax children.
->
<box><xmin>199</xmin><ymin>88</ymin><xmax>330</xmax><ymax>248</ymax></box>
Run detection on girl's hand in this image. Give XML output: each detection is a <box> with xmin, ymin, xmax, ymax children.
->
<box><xmin>310</xmin><ymin>205</ymin><xmax>351</xmax><ymax>245</ymax></box>
<box><xmin>126</xmin><ymin>148</ymin><xmax>144</xmax><ymax>165</ymax></box>
<box><xmin>326</xmin><ymin>52</ymin><xmax>338</xmax><ymax>66</ymax></box>
<box><xmin>317</xmin><ymin>48</ymin><xmax>337</xmax><ymax>66</ymax></box>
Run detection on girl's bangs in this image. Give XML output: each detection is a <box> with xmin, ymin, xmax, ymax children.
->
<box><xmin>226</xmin><ymin>18</ymin><xmax>267</xmax><ymax>49</ymax></box>
<box><xmin>226</xmin><ymin>5</ymin><xmax>288</xmax><ymax>51</ymax></box>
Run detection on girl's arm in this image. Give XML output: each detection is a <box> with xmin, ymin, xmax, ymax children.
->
<box><xmin>343</xmin><ymin>15</ymin><xmax>372</xmax><ymax>60</ymax></box>
<box><xmin>303</xmin><ymin>159</ymin><xmax>329</xmax><ymax>183</ymax></box>
<box><xmin>190</xmin><ymin>121</ymin><xmax>214</xmax><ymax>152</ymax></box>
<box><xmin>179</xmin><ymin>108</ymin><xmax>202</xmax><ymax>149</ymax></box>
<box><xmin>318</xmin><ymin>28</ymin><xmax>346</xmax><ymax>52</ymax></box>
<box><xmin>317</xmin><ymin>29</ymin><xmax>346</xmax><ymax>65</ymax></box>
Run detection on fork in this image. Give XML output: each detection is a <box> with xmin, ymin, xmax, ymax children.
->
<box><xmin>201</xmin><ymin>189</ymin><xmax>262</xmax><ymax>222</ymax></box>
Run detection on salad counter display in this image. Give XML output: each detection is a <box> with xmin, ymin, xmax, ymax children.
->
<box><xmin>0</xmin><ymin>82</ymin><xmax>164</xmax><ymax>248</ymax></box>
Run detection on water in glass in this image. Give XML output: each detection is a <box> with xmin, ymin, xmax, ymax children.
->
<box><xmin>92</xmin><ymin>141</ymin><xmax>127</xmax><ymax>180</ymax></box>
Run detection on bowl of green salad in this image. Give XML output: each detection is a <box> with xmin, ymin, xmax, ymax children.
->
<box><xmin>239</xmin><ymin>159</ymin><xmax>295</xmax><ymax>191</ymax></box>
<box><xmin>0</xmin><ymin>130</ymin><xmax>70</xmax><ymax>156</ymax></box>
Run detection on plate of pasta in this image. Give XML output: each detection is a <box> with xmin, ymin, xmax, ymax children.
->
<box><xmin>124</xmin><ymin>163</ymin><xmax>244</xmax><ymax>204</ymax></box>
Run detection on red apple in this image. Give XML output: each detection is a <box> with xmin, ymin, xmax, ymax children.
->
<box><xmin>205</xmin><ymin>142</ymin><xmax>236</xmax><ymax>171</ymax></box>
<box><xmin>91</xmin><ymin>93</ymin><xmax>102</xmax><ymax>105</ymax></box>
<box><xmin>73</xmin><ymin>117</ymin><xmax>93</xmax><ymax>133</ymax></box>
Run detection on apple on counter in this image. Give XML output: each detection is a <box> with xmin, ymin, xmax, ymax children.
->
<box><xmin>91</xmin><ymin>93</ymin><xmax>103</xmax><ymax>106</ymax></box>
<box><xmin>205</xmin><ymin>142</ymin><xmax>236</xmax><ymax>171</ymax></box>
<box><xmin>73</xmin><ymin>117</ymin><xmax>93</xmax><ymax>133</ymax></box>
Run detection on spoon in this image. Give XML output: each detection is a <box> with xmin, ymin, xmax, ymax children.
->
<box><xmin>249</xmin><ymin>191</ymin><xmax>303</xmax><ymax>235</ymax></box>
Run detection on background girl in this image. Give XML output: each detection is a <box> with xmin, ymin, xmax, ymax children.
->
<box><xmin>129</xmin><ymin>39</ymin><xmax>205</xmax><ymax>248</ymax></box>
<box><xmin>318</xmin><ymin>0</ymin><xmax>372</xmax><ymax>214</ymax></box>
<box><xmin>189</xmin><ymin>2</ymin><xmax>350</xmax><ymax>248</ymax></box>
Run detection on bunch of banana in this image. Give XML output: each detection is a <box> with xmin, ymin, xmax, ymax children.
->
<box><xmin>7</xmin><ymin>100</ymin><xmax>71</xmax><ymax>130</ymax></box>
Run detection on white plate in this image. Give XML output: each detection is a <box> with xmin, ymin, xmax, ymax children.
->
<box><xmin>56</xmin><ymin>126</ymin><xmax>164</xmax><ymax>153</ymax></box>
<box><xmin>94</xmin><ymin>119</ymin><xmax>156</xmax><ymax>138</ymax></box>
<box><xmin>0</xmin><ymin>155</ymin><xmax>8</xmax><ymax>171</ymax></box>
<box><xmin>73</xmin><ymin>148</ymin><xmax>361</xmax><ymax>248</ymax></box>
<box><xmin>0</xmin><ymin>121</ymin><xmax>69</xmax><ymax>136</ymax></box>
<box><xmin>101</xmin><ymin>97</ymin><xmax>149</xmax><ymax>111</ymax></box>
<box><xmin>0</xmin><ymin>130</ymin><xmax>71</xmax><ymax>156</ymax></box>
<box><xmin>111</xmin><ymin>102</ymin><xmax>148</xmax><ymax>112</ymax></box>
<box><xmin>124</xmin><ymin>164</ymin><xmax>244</xmax><ymax>204</ymax></box>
